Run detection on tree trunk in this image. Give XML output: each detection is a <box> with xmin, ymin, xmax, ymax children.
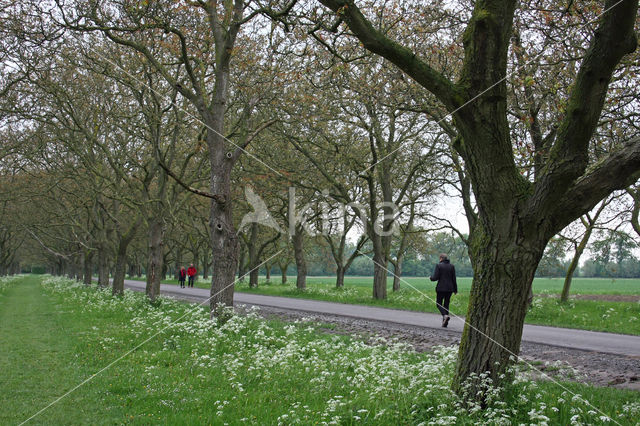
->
<box><xmin>335</xmin><ymin>265</ymin><xmax>345</xmax><ymax>288</ymax></box>
<box><xmin>174</xmin><ymin>247</ymin><xmax>182</xmax><ymax>277</ymax></box>
<box><xmin>202</xmin><ymin>254</ymin><xmax>209</xmax><ymax>279</ymax></box>
<box><xmin>112</xmin><ymin>243</ymin><xmax>128</xmax><ymax>296</ymax></box>
<box><xmin>237</xmin><ymin>242</ymin><xmax>247</xmax><ymax>282</ymax></box>
<box><xmin>67</xmin><ymin>260</ymin><xmax>78</xmax><ymax>280</ymax></box>
<box><xmin>249</xmin><ymin>266</ymin><xmax>259</xmax><ymax>288</ymax></box>
<box><xmin>372</xmin><ymin>252</ymin><xmax>387</xmax><ymax>299</ymax></box>
<box><xmin>207</xmin><ymin>156</ymin><xmax>238</xmax><ymax>316</ymax></box>
<box><xmin>292</xmin><ymin>231</ymin><xmax>306</xmax><ymax>290</ymax></box>
<box><xmin>247</xmin><ymin>222</ymin><xmax>259</xmax><ymax>288</ymax></box>
<box><xmin>97</xmin><ymin>245</ymin><xmax>109</xmax><ymax>288</ymax></box>
<box><xmin>83</xmin><ymin>251</ymin><xmax>93</xmax><ymax>285</ymax></box>
<box><xmin>145</xmin><ymin>218</ymin><xmax>164</xmax><ymax>302</ymax></box>
<box><xmin>454</xmin><ymin>227</ymin><xmax>545</xmax><ymax>395</ymax></box>
<box><xmin>392</xmin><ymin>257</ymin><xmax>403</xmax><ymax>292</ymax></box>
<box><xmin>265</xmin><ymin>264</ymin><xmax>271</xmax><ymax>282</ymax></box>
<box><xmin>561</xmin><ymin>230</ymin><xmax>592</xmax><ymax>302</ymax></box>
<box><xmin>278</xmin><ymin>261</ymin><xmax>289</xmax><ymax>284</ymax></box>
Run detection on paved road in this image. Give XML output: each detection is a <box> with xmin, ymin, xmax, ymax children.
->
<box><xmin>123</xmin><ymin>280</ymin><xmax>640</xmax><ymax>357</ymax></box>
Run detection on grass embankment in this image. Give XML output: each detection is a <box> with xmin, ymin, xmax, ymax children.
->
<box><xmin>1</xmin><ymin>275</ymin><xmax>639</xmax><ymax>424</ymax></box>
<box><xmin>150</xmin><ymin>275</ymin><xmax>640</xmax><ymax>335</ymax></box>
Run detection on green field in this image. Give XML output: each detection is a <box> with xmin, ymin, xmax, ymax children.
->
<box><xmin>1</xmin><ymin>275</ymin><xmax>638</xmax><ymax>425</ymax></box>
<box><xmin>299</xmin><ymin>276</ymin><xmax>640</xmax><ymax>295</ymax></box>
<box><xmin>161</xmin><ymin>275</ymin><xmax>640</xmax><ymax>295</ymax></box>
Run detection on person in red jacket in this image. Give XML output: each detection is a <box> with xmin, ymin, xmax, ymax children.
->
<box><xmin>187</xmin><ymin>264</ymin><xmax>197</xmax><ymax>288</ymax></box>
<box><xmin>178</xmin><ymin>266</ymin><xmax>187</xmax><ymax>288</ymax></box>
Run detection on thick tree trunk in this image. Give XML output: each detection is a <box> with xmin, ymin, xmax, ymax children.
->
<box><xmin>146</xmin><ymin>218</ymin><xmax>164</xmax><ymax>302</ymax></box>
<box><xmin>281</xmin><ymin>267</ymin><xmax>287</xmax><ymax>284</ymax></box>
<box><xmin>372</xmin><ymin>253</ymin><xmax>387</xmax><ymax>299</ymax></box>
<box><xmin>455</xmin><ymin>228</ymin><xmax>545</xmax><ymax>395</ymax></box>
<box><xmin>265</xmin><ymin>264</ymin><xmax>271</xmax><ymax>282</ymax></box>
<box><xmin>335</xmin><ymin>265</ymin><xmax>345</xmax><ymax>288</ymax></box>
<box><xmin>207</xmin><ymin>161</ymin><xmax>238</xmax><ymax>316</ymax></box>
<box><xmin>292</xmin><ymin>231</ymin><xmax>306</xmax><ymax>290</ymax></box>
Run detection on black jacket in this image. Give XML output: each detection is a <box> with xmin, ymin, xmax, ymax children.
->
<box><xmin>430</xmin><ymin>259</ymin><xmax>457</xmax><ymax>293</ymax></box>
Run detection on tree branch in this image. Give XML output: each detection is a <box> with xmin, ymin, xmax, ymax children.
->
<box><xmin>231</xmin><ymin>119</ymin><xmax>277</xmax><ymax>162</ymax></box>
<box><xmin>551</xmin><ymin>137</ymin><xmax>640</xmax><ymax>233</ymax></box>
<box><xmin>156</xmin><ymin>157</ymin><xmax>224</xmax><ymax>202</ymax></box>
<box><xmin>534</xmin><ymin>0</ymin><xmax>638</xmax><ymax>208</ymax></box>
<box><xmin>316</xmin><ymin>0</ymin><xmax>460</xmax><ymax>110</ymax></box>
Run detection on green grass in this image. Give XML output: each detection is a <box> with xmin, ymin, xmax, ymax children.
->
<box><xmin>158</xmin><ymin>275</ymin><xmax>640</xmax><ymax>295</ymax></box>
<box><xmin>1</xmin><ymin>275</ymin><xmax>638</xmax><ymax>425</ymax></box>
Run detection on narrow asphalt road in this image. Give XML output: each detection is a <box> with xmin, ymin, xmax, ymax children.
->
<box><xmin>123</xmin><ymin>280</ymin><xmax>640</xmax><ymax>357</ymax></box>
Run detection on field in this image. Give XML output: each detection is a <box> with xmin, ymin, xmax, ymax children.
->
<box><xmin>300</xmin><ymin>276</ymin><xmax>640</xmax><ymax>295</ymax></box>
<box><xmin>151</xmin><ymin>275</ymin><xmax>640</xmax><ymax>335</ymax></box>
<box><xmin>1</xmin><ymin>275</ymin><xmax>639</xmax><ymax>425</ymax></box>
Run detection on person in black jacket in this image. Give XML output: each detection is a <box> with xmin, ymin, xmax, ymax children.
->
<box><xmin>430</xmin><ymin>253</ymin><xmax>457</xmax><ymax>328</ymax></box>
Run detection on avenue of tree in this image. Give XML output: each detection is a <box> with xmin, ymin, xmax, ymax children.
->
<box><xmin>1</xmin><ymin>0</ymin><xmax>639</xmax><ymax>397</ymax></box>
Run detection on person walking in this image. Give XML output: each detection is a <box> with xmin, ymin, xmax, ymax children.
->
<box><xmin>187</xmin><ymin>264</ymin><xmax>197</xmax><ymax>288</ymax></box>
<box><xmin>430</xmin><ymin>253</ymin><xmax>457</xmax><ymax>328</ymax></box>
<box><xmin>178</xmin><ymin>266</ymin><xmax>187</xmax><ymax>288</ymax></box>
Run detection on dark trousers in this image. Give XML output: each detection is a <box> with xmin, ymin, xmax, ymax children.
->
<box><xmin>179</xmin><ymin>278</ymin><xmax>185</xmax><ymax>287</ymax></box>
<box><xmin>188</xmin><ymin>276</ymin><xmax>195</xmax><ymax>287</ymax></box>
<box><xmin>436</xmin><ymin>291</ymin><xmax>453</xmax><ymax>317</ymax></box>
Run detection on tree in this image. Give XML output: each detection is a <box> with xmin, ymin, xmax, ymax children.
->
<box><xmin>57</xmin><ymin>0</ymin><xmax>290</xmax><ymax>315</ymax></box>
<box><xmin>313</xmin><ymin>0</ymin><xmax>640</xmax><ymax>394</ymax></box>
<box><xmin>277</xmin><ymin>43</ymin><xmax>443</xmax><ymax>299</ymax></box>
<box><xmin>557</xmin><ymin>195</ymin><xmax>622</xmax><ymax>301</ymax></box>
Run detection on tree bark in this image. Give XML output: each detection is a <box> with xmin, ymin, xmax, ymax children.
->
<box><xmin>207</xmin><ymin>156</ymin><xmax>239</xmax><ymax>315</ymax></box>
<box><xmin>82</xmin><ymin>250</ymin><xmax>93</xmax><ymax>285</ymax></box>
<box><xmin>335</xmin><ymin>265</ymin><xmax>345</xmax><ymax>288</ymax></box>
<box><xmin>112</xmin><ymin>243</ymin><xmax>128</xmax><ymax>296</ymax></box>
<box><xmin>202</xmin><ymin>254</ymin><xmax>210</xmax><ymax>279</ymax></box>
<box><xmin>392</xmin><ymin>256</ymin><xmax>403</xmax><ymax>292</ymax></box>
<box><xmin>292</xmin><ymin>230</ymin><xmax>306</xmax><ymax>290</ymax></box>
<box><xmin>279</xmin><ymin>261</ymin><xmax>289</xmax><ymax>284</ymax></box>
<box><xmin>454</xmin><ymin>224</ymin><xmax>545</xmax><ymax>394</ymax></box>
<box><xmin>145</xmin><ymin>218</ymin><xmax>164</xmax><ymax>302</ymax></box>
<box><xmin>97</xmin><ymin>244</ymin><xmax>109</xmax><ymax>288</ymax></box>
<box><xmin>112</xmin><ymin>219</ymin><xmax>140</xmax><ymax>296</ymax></box>
<box><xmin>247</xmin><ymin>222</ymin><xmax>259</xmax><ymax>288</ymax></box>
<box><xmin>560</xmin><ymin>226</ymin><xmax>592</xmax><ymax>302</ymax></box>
<box><xmin>372</xmin><ymin>252</ymin><xmax>387</xmax><ymax>299</ymax></box>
